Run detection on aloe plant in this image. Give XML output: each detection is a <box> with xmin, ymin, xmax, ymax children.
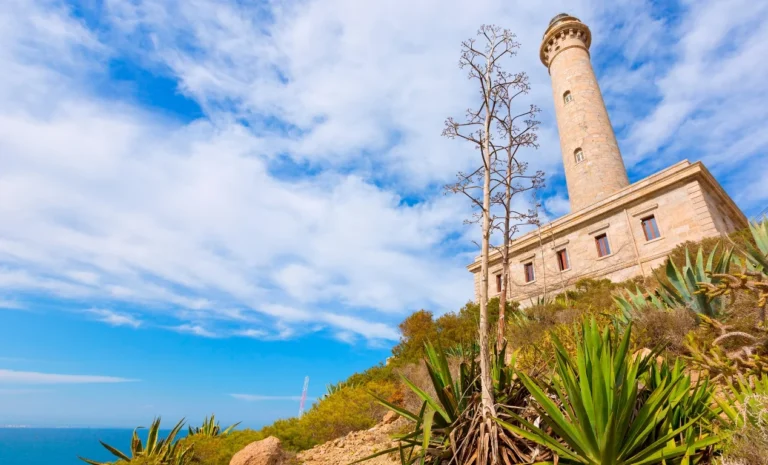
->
<box><xmin>79</xmin><ymin>417</ymin><xmax>191</xmax><ymax>465</ymax></box>
<box><xmin>496</xmin><ymin>319</ymin><xmax>721</xmax><ymax>465</ymax></box>
<box><xmin>187</xmin><ymin>414</ymin><xmax>240</xmax><ymax>437</ymax></box>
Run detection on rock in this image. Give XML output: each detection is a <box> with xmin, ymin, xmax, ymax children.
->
<box><xmin>297</xmin><ymin>417</ymin><xmax>407</xmax><ymax>465</ymax></box>
<box><xmin>382</xmin><ymin>411</ymin><xmax>399</xmax><ymax>424</ymax></box>
<box><xmin>230</xmin><ymin>436</ymin><xmax>289</xmax><ymax>465</ymax></box>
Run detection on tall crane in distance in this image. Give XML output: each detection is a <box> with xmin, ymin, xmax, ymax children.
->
<box><xmin>298</xmin><ymin>376</ymin><xmax>310</xmax><ymax>417</ymax></box>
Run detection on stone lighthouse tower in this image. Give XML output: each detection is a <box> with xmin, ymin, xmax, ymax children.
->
<box><xmin>540</xmin><ymin>14</ymin><xmax>630</xmax><ymax>212</ymax></box>
<box><xmin>468</xmin><ymin>12</ymin><xmax>747</xmax><ymax>308</ymax></box>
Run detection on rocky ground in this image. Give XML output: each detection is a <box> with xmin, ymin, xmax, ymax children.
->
<box><xmin>296</xmin><ymin>412</ymin><xmax>406</xmax><ymax>465</ymax></box>
<box><xmin>229</xmin><ymin>412</ymin><xmax>407</xmax><ymax>465</ymax></box>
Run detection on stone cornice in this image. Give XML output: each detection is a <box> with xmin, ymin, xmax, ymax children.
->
<box><xmin>467</xmin><ymin>160</ymin><xmax>747</xmax><ymax>273</ymax></box>
<box><xmin>539</xmin><ymin>16</ymin><xmax>591</xmax><ymax>68</ymax></box>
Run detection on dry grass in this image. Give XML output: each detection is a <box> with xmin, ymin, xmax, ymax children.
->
<box><xmin>632</xmin><ymin>306</ymin><xmax>697</xmax><ymax>355</ymax></box>
<box><xmin>718</xmin><ymin>394</ymin><xmax>768</xmax><ymax>465</ymax></box>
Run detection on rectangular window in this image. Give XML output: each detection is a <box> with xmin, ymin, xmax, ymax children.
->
<box><xmin>495</xmin><ymin>274</ymin><xmax>502</xmax><ymax>293</ymax></box>
<box><xmin>641</xmin><ymin>215</ymin><xmax>661</xmax><ymax>241</ymax></box>
<box><xmin>595</xmin><ymin>234</ymin><xmax>611</xmax><ymax>257</ymax></box>
<box><xmin>523</xmin><ymin>263</ymin><xmax>535</xmax><ymax>283</ymax></box>
<box><xmin>557</xmin><ymin>249</ymin><xmax>570</xmax><ymax>271</ymax></box>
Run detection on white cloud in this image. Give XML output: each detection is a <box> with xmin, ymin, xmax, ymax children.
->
<box><xmin>0</xmin><ymin>369</ymin><xmax>136</xmax><ymax>384</ymax></box>
<box><xmin>0</xmin><ymin>0</ymin><xmax>761</xmax><ymax>344</ymax></box>
<box><xmin>86</xmin><ymin>308</ymin><xmax>142</xmax><ymax>328</ymax></box>
<box><xmin>172</xmin><ymin>324</ymin><xmax>220</xmax><ymax>338</ymax></box>
<box><xmin>230</xmin><ymin>394</ymin><xmax>307</xmax><ymax>402</ymax></box>
<box><xmin>235</xmin><ymin>328</ymin><xmax>268</xmax><ymax>339</ymax></box>
<box><xmin>618</xmin><ymin>0</ymin><xmax>768</xmax><ymax>201</ymax></box>
<box><xmin>334</xmin><ymin>331</ymin><xmax>357</xmax><ymax>345</ymax></box>
<box><xmin>0</xmin><ymin>299</ymin><xmax>24</xmax><ymax>310</ymax></box>
<box><xmin>543</xmin><ymin>195</ymin><xmax>571</xmax><ymax>219</ymax></box>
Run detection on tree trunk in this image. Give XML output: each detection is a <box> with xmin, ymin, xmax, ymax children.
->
<box><xmin>497</xmin><ymin>155</ymin><xmax>513</xmax><ymax>352</ymax></box>
<box><xmin>479</xmin><ymin>60</ymin><xmax>496</xmax><ymax>423</ymax></box>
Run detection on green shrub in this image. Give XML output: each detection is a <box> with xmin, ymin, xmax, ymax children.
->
<box><xmin>390</xmin><ymin>298</ymin><xmax>508</xmax><ymax>365</ymax></box>
<box><xmin>182</xmin><ymin>430</ymin><xmax>266</xmax><ymax>465</ymax></box>
<box><xmin>258</xmin><ymin>379</ymin><xmax>401</xmax><ymax>451</ymax></box>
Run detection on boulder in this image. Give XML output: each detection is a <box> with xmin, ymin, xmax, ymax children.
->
<box><xmin>230</xmin><ymin>436</ymin><xmax>289</xmax><ymax>465</ymax></box>
<box><xmin>382</xmin><ymin>411</ymin><xmax>399</xmax><ymax>424</ymax></box>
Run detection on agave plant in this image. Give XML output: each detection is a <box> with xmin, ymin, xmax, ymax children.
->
<box><xmin>614</xmin><ymin>243</ymin><xmax>733</xmax><ymax>321</ymax></box>
<box><xmin>745</xmin><ymin>218</ymin><xmax>768</xmax><ymax>272</ymax></box>
<box><xmin>356</xmin><ymin>341</ymin><xmax>547</xmax><ymax>465</ymax></box>
<box><xmin>496</xmin><ymin>319</ymin><xmax>721</xmax><ymax>465</ymax></box>
<box><xmin>187</xmin><ymin>414</ymin><xmax>240</xmax><ymax>437</ymax></box>
<box><xmin>80</xmin><ymin>417</ymin><xmax>191</xmax><ymax>465</ymax></box>
<box><xmin>443</xmin><ymin>341</ymin><xmax>479</xmax><ymax>360</ymax></box>
<box><xmin>658</xmin><ymin>244</ymin><xmax>733</xmax><ymax>317</ymax></box>
<box><xmin>613</xmin><ymin>287</ymin><xmax>667</xmax><ymax>325</ymax></box>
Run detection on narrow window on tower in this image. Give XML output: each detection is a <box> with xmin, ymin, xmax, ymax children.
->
<box><xmin>495</xmin><ymin>274</ymin><xmax>502</xmax><ymax>293</ymax></box>
<box><xmin>595</xmin><ymin>233</ymin><xmax>611</xmax><ymax>258</ymax></box>
<box><xmin>641</xmin><ymin>215</ymin><xmax>661</xmax><ymax>241</ymax></box>
<box><xmin>563</xmin><ymin>90</ymin><xmax>573</xmax><ymax>104</ymax></box>
<box><xmin>556</xmin><ymin>249</ymin><xmax>570</xmax><ymax>271</ymax></box>
<box><xmin>523</xmin><ymin>262</ymin><xmax>535</xmax><ymax>283</ymax></box>
<box><xmin>574</xmin><ymin>148</ymin><xmax>584</xmax><ymax>163</ymax></box>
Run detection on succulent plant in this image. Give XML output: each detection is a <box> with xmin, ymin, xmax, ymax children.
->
<box><xmin>79</xmin><ymin>417</ymin><xmax>191</xmax><ymax>465</ymax></box>
<box><xmin>187</xmin><ymin>414</ymin><xmax>240</xmax><ymax>437</ymax></box>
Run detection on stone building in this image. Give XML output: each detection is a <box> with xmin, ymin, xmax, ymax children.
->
<box><xmin>467</xmin><ymin>14</ymin><xmax>747</xmax><ymax>304</ymax></box>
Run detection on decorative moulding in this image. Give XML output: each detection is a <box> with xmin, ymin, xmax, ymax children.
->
<box><xmin>587</xmin><ymin>223</ymin><xmax>610</xmax><ymax>235</ymax></box>
<box><xmin>631</xmin><ymin>203</ymin><xmax>659</xmax><ymax>217</ymax></box>
<box><xmin>551</xmin><ymin>239</ymin><xmax>570</xmax><ymax>250</ymax></box>
<box><xmin>518</xmin><ymin>253</ymin><xmax>536</xmax><ymax>263</ymax></box>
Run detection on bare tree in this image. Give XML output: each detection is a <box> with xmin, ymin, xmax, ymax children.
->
<box><xmin>443</xmin><ymin>25</ymin><xmax>541</xmax><ymax>462</ymax></box>
<box><xmin>491</xmin><ymin>85</ymin><xmax>544</xmax><ymax>350</ymax></box>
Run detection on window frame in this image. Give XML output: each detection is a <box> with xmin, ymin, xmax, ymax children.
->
<box><xmin>574</xmin><ymin>148</ymin><xmax>584</xmax><ymax>164</ymax></box>
<box><xmin>641</xmin><ymin>215</ymin><xmax>661</xmax><ymax>241</ymax></box>
<box><xmin>563</xmin><ymin>90</ymin><xmax>573</xmax><ymax>104</ymax></box>
<box><xmin>523</xmin><ymin>262</ymin><xmax>535</xmax><ymax>283</ymax></box>
<box><xmin>556</xmin><ymin>248</ymin><xmax>570</xmax><ymax>271</ymax></box>
<box><xmin>495</xmin><ymin>273</ymin><xmax>502</xmax><ymax>293</ymax></box>
<box><xmin>595</xmin><ymin>233</ymin><xmax>611</xmax><ymax>258</ymax></box>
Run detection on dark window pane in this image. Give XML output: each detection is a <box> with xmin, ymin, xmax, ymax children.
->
<box><xmin>596</xmin><ymin>234</ymin><xmax>610</xmax><ymax>257</ymax></box>
<box><xmin>642</xmin><ymin>216</ymin><xmax>660</xmax><ymax>241</ymax></box>
<box><xmin>524</xmin><ymin>263</ymin><xmax>535</xmax><ymax>283</ymax></box>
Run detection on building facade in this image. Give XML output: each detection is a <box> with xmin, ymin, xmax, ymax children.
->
<box><xmin>468</xmin><ymin>14</ymin><xmax>747</xmax><ymax>304</ymax></box>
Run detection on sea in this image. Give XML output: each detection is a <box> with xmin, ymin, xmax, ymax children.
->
<box><xmin>0</xmin><ymin>428</ymin><xmax>187</xmax><ymax>465</ymax></box>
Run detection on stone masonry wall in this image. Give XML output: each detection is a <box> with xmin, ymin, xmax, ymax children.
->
<box><xmin>482</xmin><ymin>179</ymin><xmax>729</xmax><ymax>305</ymax></box>
<box><xmin>546</xmin><ymin>23</ymin><xmax>630</xmax><ymax>212</ymax></box>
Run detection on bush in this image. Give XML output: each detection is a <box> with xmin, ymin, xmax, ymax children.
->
<box><xmin>258</xmin><ymin>379</ymin><xmax>401</xmax><ymax>451</ymax></box>
<box><xmin>182</xmin><ymin>430</ymin><xmax>266</xmax><ymax>465</ymax></box>
<box><xmin>632</xmin><ymin>306</ymin><xmax>697</xmax><ymax>355</ymax></box>
<box><xmin>390</xmin><ymin>298</ymin><xmax>508</xmax><ymax>365</ymax></box>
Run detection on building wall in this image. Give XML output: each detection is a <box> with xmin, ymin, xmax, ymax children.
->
<box><xmin>478</xmin><ymin>178</ymin><xmax>736</xmax><ymax>305</ymax></box>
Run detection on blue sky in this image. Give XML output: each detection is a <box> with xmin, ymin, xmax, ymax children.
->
<box><xmin>0</xmin><ymin>0</ymin><xmax>767</xmax><ymax>428</ymax></box>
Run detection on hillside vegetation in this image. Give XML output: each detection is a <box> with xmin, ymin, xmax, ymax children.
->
<box><xmin>80</xmin><ymin>222</ymin><xmax>768</xmax><ymax>465</ymax></box>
